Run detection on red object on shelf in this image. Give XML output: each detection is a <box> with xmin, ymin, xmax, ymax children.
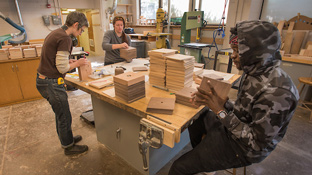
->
<box><xmin>46</xmin><ymin>3</ymin><xmax>51</xmax><ymax>8</ymax></box>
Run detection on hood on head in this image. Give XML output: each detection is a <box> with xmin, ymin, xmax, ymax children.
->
<box><xmin>235</xmin><ymin>20</ymin><xmax>281</xmax><ymax>75</ymax></box>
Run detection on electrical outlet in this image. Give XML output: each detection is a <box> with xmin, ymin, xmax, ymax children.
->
<box><xmin>51</xmin><ymin>15</ymin><xmax>62</xmax><ymax>25</ymax></box>
<box><xmin>42</xmin><ymin>15</ymin><xmax>50</xmax><ymax>26</ymax></box>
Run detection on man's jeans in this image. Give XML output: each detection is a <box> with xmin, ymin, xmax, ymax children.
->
<box><xmin>36</xmin><ymin>74</ymin><xmax>74</xmax><ymax>148</ymax></box>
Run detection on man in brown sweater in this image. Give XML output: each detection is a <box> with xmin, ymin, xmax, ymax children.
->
<box><xmin>37</xmin><ymin>12</ymin><xmax>89</xmax><ymax>155</ymax></box>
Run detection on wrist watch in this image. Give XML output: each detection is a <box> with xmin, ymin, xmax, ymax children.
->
<box><xmin>217</xmin><ymin>110</ymin><xmax>228</xmax><ymax>119</ymax></box>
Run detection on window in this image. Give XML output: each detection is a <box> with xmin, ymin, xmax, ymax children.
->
<box><xmin>201</xmin><ymin>0</ymin><xmax>229</xmax><ymax>24</ymax></box>
<box><xmin>140</xmin><ymin>0</ymin><xmax>159</xmax><ymax>19</ymax></box>
<box><xmin>170</xmin><ymin>0</ymin><xmax>189</xmax><ymax>18</ymax></box>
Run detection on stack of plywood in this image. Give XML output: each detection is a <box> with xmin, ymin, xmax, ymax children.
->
<box><xmin>9</xmin><ymin>47</ymin><xmax>23</xmax><ymax>59</ymax></box>
<box><xmin>175</xmin><ymin>87</ymin><xmax>197</xmax><ymax>108</ymax></box>
<box><xmin>0</xmin><ymin>49</ymin><xmax>9</xmax><ymax>60</ymax></box>
<box><xmin>148</xmin><ymin>49</ymin><xmax>177</xmax><ymax>88</ymax></box>
<box><xmin>165</xmin><ymin>54</ymin><xmax>195</xmax><ymax>92</ymax></box>
<box><xmin>120</xmin><ymin>47</ymin><xmax>137</xmax><ymax>62</ymax></box>
<box><xmin>114</xmin><ymin>72</ymin><xmax>146</xmax><ymax>103</ymax></box>
<box><xmin>23</xmin><ymin>48</ymin><xmax>37</xmax><ymax>58</ymax></box>
<box><xmin>1</xmin><ymin>45</ymin><xmax>13</xmax><ymax>49</ymax></box>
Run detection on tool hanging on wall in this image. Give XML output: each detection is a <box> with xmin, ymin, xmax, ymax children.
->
<box><xmin>0</xmin><ymin>0</ymin><xmax>27</xmax><ymax>47</ymax></box>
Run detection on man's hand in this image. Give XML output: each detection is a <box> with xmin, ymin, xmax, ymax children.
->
<box><xmin>69</xmin><ymin>59</ymin><xmax>77</xmax><ymax>64</ymax></box>
<box><xmin>119</xmin><ymin>42</ymin><xmax>129</xmax><ymax>49</ymax></box>
<box><xmin>191</xmin><ymin>80</ymin><xmax>228</xmax><ymax>114</ymax></box>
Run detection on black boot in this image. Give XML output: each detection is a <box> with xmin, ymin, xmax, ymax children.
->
<box><xmin>74</xmin><ymin>135</ymin><xmax>82</xmax><ymax>144</ymax></box>
<box><xmin>64</xmin><ymin>145</ymin><xmax>88</xmax><ymax>155</ymax></box>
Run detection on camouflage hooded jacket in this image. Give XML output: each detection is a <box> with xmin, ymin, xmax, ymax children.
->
<box><xmin>220</xmin><ymin>21</ymin><xmax>299</xmax><ymax>163</ymax></box>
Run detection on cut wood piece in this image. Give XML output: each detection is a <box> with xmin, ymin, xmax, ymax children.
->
<box><xmin>1</xmin><ymin>45</ymin><xmax>13</xmax><ymax>49</ymax></box>
<box><xmin>132</xmin><ymin>66</ymin><xmax>148</xmax><ymax>72</ymax></box>
<box><xmin>175</xmin><ymin>87</ymin><xmax>198</xmax><ymax>108</ymax></box>
<box><xmin>299</xmin><ymin>49</ymin><xmax>306</xmax><ymax>56</ymax></box>
<box><xmin>9</xmin><ymin>47</ymin><xmax>23</xmax><ymax>59</ymax></box>
<box><xmin>198</xmin><ymin>73</ymin><xmax>224</xmax><ymax>80</ymax></box>
<box><xmin>146</xmin><ymin>97</ymin><xmax>175</xmax><ymax>115</ymax></box>
<box><xmin>277</xmin><ymin>20</ymin><xmax>285</xmax><ymax>40</ymax></box>
<box><xmin>305</xmin><ymin>41</ymin><xmax>312</xmax><ymax>49</ymax></box>
<box><xmin>89</xmin><ymin>78</ymin><xmax>113</xmax><ymax>89</ymax></box>
<box><xmin>283</xmin><ymin>32</ymin><xmax>294</xmax><ymax>54</ymax></box>
<box><xmin>120</xmin><ymin>47</ymin><xmax>137</xmax><ymax>62</ymax></box>
<box><xmin>78</xmin><ymin>60</ymin><xmax>92</xmax><ymax>81</ymax></box>
<box><xmin>23</xmin><ymin>48</ymin><xmax>37</xmax><ymax>58</ymax></box>
<box><xmin>141</xmin><ymin>118</ymin><xmax>175</xmax><ymax>148</ymax></box>
<box><xmin>199</xmin><ymin>76</ymin><xmax>231</xmax><ymax>99</ymax></box>
<box><xmin>194</xmin><ymin>63</ymin><xmax>204</xmax><ymax>68</ymax></box>
<box><xmin>287</xmin><ymin>21</ymin><xmax>295</xmax><ymax>32</ymax></box>
<box><xmin>290</xmin><ymin>32</ymin><xmax>306</xmax><ymax>54</ymax></box>
<box><xmin>114</xmin><ymin>72</ymin><xmax>145</xmax><ymax>86</ymax></box>
<box><xmin>0</xmin><ymin>49</ymin><xmax>9</xmax><ymax>60</ymax></box>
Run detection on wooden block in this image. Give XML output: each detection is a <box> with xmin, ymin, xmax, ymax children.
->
<box><xmin>194</xmin><ymin>63</ymin><xmax>204</xmax><ymax>68</ymax></box>
<box><xmin>141</xmin><ymin>118</ymin><xmax>175</xmax><ymax>148</ymax></box>
<box><xmin>0</xmin><ymin>49</ymin><xmax>9</xmax><ymax>60</ymax></box>
<box><xmin>114</xmin><ymin>72</ymin><xmax>145</xmax><ymax>86</ymax></box>
<box><xmin>277</xmin><ymin>20</ymin><xmax>285</xmax><ymax>35</ymax></box>
<box><xmin>287</xmin><ymin>21</ymin><xmax>295</xmax><ymax>32</ymax></box>
<box><xmin>146</xmin><ymin>97</ymin><xmax>175</xmax><ymax>115</ymax></box>
<box><xmin>9</xmin><ymin>47</ymin><xmax>23</xmax><ymax>59</ymax></box>
<box><xmin>199</xmin><ymin>76</ymin><xmax>231</xmax><ymax>99</ymax></box>
<box><xmin>120</xmin><ymin>47</ymin><xmax>137</xmax><ymax>62</ymax></box>
<box><xmin>283</xmin><ymin>32</ymin><xmax>294</xmax><ymax>54</ymax></box>
<box><xmin>148</xmin><ymin>49</ymin><xmax>177</xmax><ymax>58</ymax></box>
<box><xmin>198</xmin><ymin>73</ymin><xmax>224</xmax><ymax>80</ymax></box>
<box><xmin>78</xmin><ymin>61</ymin><xmax>92</xmax><ymax>81</ymax></box>
<box><xmin>290</xmin><ymin>32</ymin><xmax>306</xmax><ymax>54</ymax></box>
<box><xmin>23</xmin><ymin>48</ymin><xmax>37</xmax><ymax>58</ymax></box>
<box><xmin>1</xmin><ymin>45</ymin><xmax>13</xmax><ymax>49</ymax></box>
<box><xmin>299</xmin><ymin>49</ymin><xmax>306</xmax><ymax>56</ymax></box>
<box><xmin>132</xmin><ymin>66</ymin><xmax>148</xmax><ymax>72</ymax></box>
<box><xmin>89</xmin><ymin>78</ymin><xmax>113</xmax><ymax>89</ymax></box>
<box><xmin>305</xmin><ymin>41</ymin><xmax>312</xmax><ymax>49</ymax></box>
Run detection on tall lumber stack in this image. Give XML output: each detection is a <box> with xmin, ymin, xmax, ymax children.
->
<box><xmin>114</xmin><ymin>72</ymin><xmax>146</xmax><ymax>103</ymax></box>
<box><xmin>165</xmin><ymin>54</ymin><xmax>195</xmax><ymax>92</ymax></box>
<box><xmin>148</xmin><ymin>49</ymin><xmax>177</xmax><ymax>88</ymax></box>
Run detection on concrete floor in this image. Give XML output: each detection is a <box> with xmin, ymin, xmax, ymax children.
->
<box><xmin>0</xmin><ymin>56</ymin><xmax>311</xmax><ymax>175</ymax></box>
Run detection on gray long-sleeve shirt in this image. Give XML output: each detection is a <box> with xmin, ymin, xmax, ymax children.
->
<box><xmin>102</xmin><ymin>30</ymin><xmax>131</xmax><ymax>64</ymax></box>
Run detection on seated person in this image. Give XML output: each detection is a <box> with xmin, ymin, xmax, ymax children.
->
<box><xmin>102</xmin><ymin>16</ymin><xmax>131</xmax><ymax>65</ymax></box>
<box><xmin>169</xmin><ymin>20</ymin><xmax>299</xmax><ymax>175</ymax></box>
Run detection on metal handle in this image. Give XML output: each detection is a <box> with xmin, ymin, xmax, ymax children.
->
<box><xmin>15</xmin><ymin>64</ymin><xmax>19</xmax><ymax>71</ymax></box>
<box><xmin>116</xmin><ymin>128</ymin><xmax>121</xmax><ymax>139</ymax></box>
<box><xmin>12</xmin><ymin>65</ymin><xmax>15</xmax><ymax>72</ymax></box>
<box><xmin>138</xmin><ymin>137</ymin><xmax>149</xmax><ymax>171</ymax></box>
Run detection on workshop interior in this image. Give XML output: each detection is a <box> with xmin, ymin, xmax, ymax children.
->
<box><xmin>0</xmin><ymin>0</ymin><xmax>312</xmax><ymax>175</ymax></box>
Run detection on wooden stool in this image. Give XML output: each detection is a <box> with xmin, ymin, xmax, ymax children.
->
<box><xmin>225</xmin><ymin>166</ymin><xmax>246</xmax><ymax>175</ymax></box>
<box><xmin>297</xmin><ymin>77</ymin><xmax>312</xmax><ymax>121</ymax></box>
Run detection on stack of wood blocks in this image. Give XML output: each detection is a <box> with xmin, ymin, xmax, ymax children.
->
<box><xmin>165</xmin><ymin>54</ymin><xmax>195</xmax><ymax>92</ymax></box>
<box><xmin>35</xmin><ymin>45</ymin><xmax>42</xmax><ymax>57</ymax></box>
<box><xmin>114</xmin><ymin>72</ymin><xmax>146</xmax><ymax>103</ymax></box>
<box><xmin>9</xmin><ymin>47</ymin><xmax>23</xmax><ymax>59</ymax></box>
<box><xmin>23</xmin><ymin>48</ymin><xmax>37</xmax><ymax>58</ymax></box>
<box><xmin>120</xmin><ymin>47</ymin><xmax>137</xmax><ymax>62</ymax></box>
<box><xmin>175</xmin><ymin>87</ymin><xmax>197</xmax><ymax>108</ymax></box>
<box><xmin>148</xmin><ymin>49</ymin><xmax>177</xmax><ymax>88</ymax></box>
<box><xmin>0</xmin><ymin>48</ymin><xmax>9</xmax><ymax>60</ymax></box>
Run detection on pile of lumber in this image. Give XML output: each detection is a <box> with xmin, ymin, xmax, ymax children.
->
<box><xmin>148</xmin><ymin>49</ymin><xmax>177</xmax><ymax>88</ymax></box>
<box><xmin>165</xmin><ymin>54</ymin><xmax>195</xmax><ymax>92</ymax></box>
<box><xmin>23</xmin><ymin>48</ymin><xmax>37</xmax><ymax>58</ymax></box>
<box><xmin>114</xmin><ymin>72</ymin><xmax>146</xmax><ymax>103</ymax></box>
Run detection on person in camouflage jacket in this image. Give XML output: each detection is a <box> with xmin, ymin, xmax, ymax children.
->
<box><xmin>169</xmin><ymin>20</ymin><xmax>299</xmax><ymax>175</ymax></box>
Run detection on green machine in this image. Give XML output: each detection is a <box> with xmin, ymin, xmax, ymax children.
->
<box><xmin>179</xmin><ymin>11</ymin><xmax>214</xmax><ymax>64</ymax></box>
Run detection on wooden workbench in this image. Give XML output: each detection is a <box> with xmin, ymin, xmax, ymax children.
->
<box><xmin>65</xmin><ymin>59</ymin><xmax>240</xmax><ymax>175</ymax></box>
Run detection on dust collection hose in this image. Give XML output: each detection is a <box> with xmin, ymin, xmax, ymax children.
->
<box><xmin>0</xmin><ymin>12</ymin><xmax>27</xmax><ymax>44</ymax></box>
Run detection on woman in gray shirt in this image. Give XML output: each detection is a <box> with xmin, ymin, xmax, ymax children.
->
<box><xmin>102</xmin><ymin>16</ymin><xmax>131</xmax><ymax>65</ymax></box>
